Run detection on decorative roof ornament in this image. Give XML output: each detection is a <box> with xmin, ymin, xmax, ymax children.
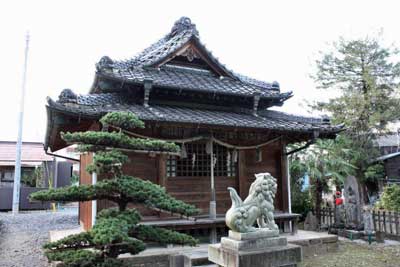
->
<box><xmin>58</xmin><ymin>89</ymin><xmax>78</xmax><ymax>103</ymax></box>
<box><xmin>271</xmin><ymin>81</ymin><xmax>280</xmax><ymax>90</ymax></box>
<box><xmin>321</xmin><ymin>115</ymin><xmax>331</xmax><ymax>125</ymax></box>
<box><xmin>180</xmin><ymin>46</ymin><xmax>199</xmax><ymax>62</ymax></box>
<box><xmin>169</xmin><ymin>17</ymin><xmax>198</xmax><ymax>37</ymax></box>
<box><xmin>96</xmin><ymin>56</ymin><xmax>114</xmax><ymax>72</ymax></box>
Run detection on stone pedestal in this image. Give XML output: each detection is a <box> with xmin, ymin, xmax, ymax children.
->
<box><xmin>208</xmin><ymin>229</ymin><xmax>302</xmax><ymax>267</ymax></box>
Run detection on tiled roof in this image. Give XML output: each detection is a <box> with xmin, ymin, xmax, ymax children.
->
<box><xmin>48</xmin><ymin>93</ymin><xmax>342</xmax><ymax>135</ymax></box>
<box><xmin>99</xmin><ymin>66</ymin><xmax>290</xmax><ymax>99</ymax></box>
<box><xmin>94</xmin><ymin>17</ymin><xmax>290</xmax><ymax>100</ymax></box>
<box><xmin>0</xmin><ymin>141</ymin><xmax>52</xmax><ymax>166</ymax></box>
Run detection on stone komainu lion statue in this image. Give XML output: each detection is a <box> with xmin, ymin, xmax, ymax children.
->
<box><xmin>226</xmin><ymin>172</ymin><xmax>279</xmax><ymax>233</ymax></box>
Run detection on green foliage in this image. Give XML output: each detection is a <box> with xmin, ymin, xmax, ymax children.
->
<box><xmin>376</xmin><ymin>184</ymin><xmax>400</xmax><ymax>211</ymax></box>
<box><xmin>97</xmin><ymin>207</ymin><xmax>141</xmax><ymax>225</ymax></box>
<box><xmin>86</xmin><ymin>150</ymin><xmax>129</xmax><ymax>175</ymax></box>
<box><xmin>30</xmin><ymin>184</ymin><xmax>96</xmax><ymax>202</ymax></box>
<box><xmin>133</xmin><ymin>225</ymin><xmax>198</xmax><ymax>246</ymax></box>
<box><xmin>21</xmin><ymin>167</ymin><xmax>46</xmax><ymax>188</ymax></box>
<box><xmin>289</xmin><ymin>154</ymin><xmax>312</xmax><ymax>218</ymax></box>
<box><xmin>364</xmin><ymin>163</ymin><xmax>385</xmax><ymax>182</ymax></box>
<box><xmin>70</xmin><ymin>173</ymin><xmax>79</xmax><ymax>185</ymax></box>
<box><xmin>289</xmin><ymin>138</ymin><xmax>356</xmax><ymax>218</ymax></box>
<box><xmin>31</xmin><ymin>176</ymin><xmax>199</xmax><ymax>216</ymax></box>
<box><xmin>43</xmin><ymin>231</ymin><xmax>93</xmax><ymax>250</ymax></box>
<box><xmin>31</xmin><ymin>112</ymin><xmax>198</xmax><ymax>267</ymax></box>
<box><xmin>62</xmin><ymin>131</ymin><xmax>179</xmax><ymax>153</ymax></box>
<box><xmin>21</xmin><ymin>172</ymin><xmax>36</xmax><ymax>187</ymax></box>
<box><xmin>100</xmin><ymin>111</ymin><xmax>145</xmax><ymax>129</ymax></box>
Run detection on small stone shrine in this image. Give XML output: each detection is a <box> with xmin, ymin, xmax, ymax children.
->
<box><xmin>304</xmin><ymin>211</ymin><xmax>319</xmax><ymax>231</ymax></box>
<box><xmin>208</xmin><ymin>173</ymin><xmax>302</xmax><ymax>267</ymax></box>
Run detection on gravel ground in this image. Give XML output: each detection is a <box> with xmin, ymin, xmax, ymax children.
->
<box><xmin>0</xmin><ymin>210</ymin><xmax>78</xmax><ymax>267</ymax></box>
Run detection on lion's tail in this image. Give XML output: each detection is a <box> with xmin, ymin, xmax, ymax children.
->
<box><xmin>228</xmin><ymin>187</ymin><xmax>243</xmax><ymax>208</ymax></box>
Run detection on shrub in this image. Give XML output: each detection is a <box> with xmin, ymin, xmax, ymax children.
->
<box><xmin>376</xmin><ymin>184</ymin><xmax>400</xmax><ymax>211</ymax></box>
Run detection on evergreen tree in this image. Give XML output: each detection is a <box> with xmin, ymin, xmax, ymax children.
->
<box><xmin>30</xmin><ymin>111</ymin><xmax>199</xmax><ymax>267</ymax></box>
<box><xmin>313</xmin><ymin>35</ymin><xmax>400</xmax><ymax>190</ymax></box>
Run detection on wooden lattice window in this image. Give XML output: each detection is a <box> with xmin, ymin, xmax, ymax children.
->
<box><xmin>167</xmin><ymin>142</ymin><xmax>237</xmax><ymax>177</ymax></box>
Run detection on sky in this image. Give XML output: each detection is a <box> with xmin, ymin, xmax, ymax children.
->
<box><xmin>1</xmin><ymin>0</ymin><xmax>400</xmax><ymax>143</ymax></box>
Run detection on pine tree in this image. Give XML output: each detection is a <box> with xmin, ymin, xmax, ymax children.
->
<box><xmin>30</xmin><ymin>111</ymin><xmax>199</xmax><ymax>267</ymax></box>
<box><xmin>312</xmin><ymin>35</ymin><xmax>400</xmax><ymax>194</ymax></box>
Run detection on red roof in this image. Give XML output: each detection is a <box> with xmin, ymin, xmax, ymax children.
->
<box><xmin>0</xmin><ymin>141</ymin><xmax>53</xmax><ymax>167</ymax></box>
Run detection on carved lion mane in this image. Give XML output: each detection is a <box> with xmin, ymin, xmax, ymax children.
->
<box><xmin>225</xmin><ymin>172</ymin><xmax>279</xmax><ymax>233</ymax></box>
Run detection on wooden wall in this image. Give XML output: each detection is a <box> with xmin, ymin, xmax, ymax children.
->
<box><xmin>384</xmin><ymin>156</ymin><xmax>400</xmax><ymax>181</ymax></box>
<box><xmin>166</xmin><ymin>176</ymin><xmax>237</xmax><ymax>214</ymax></box>
<box><xmin>238</xmin><ymin>140</ymin><xmax>287</xmax><ymax>212</ymax></box>
<box><xmin>79</xmin><ymin>139</ymin><xmax>290</xmax><ymax>229</ymax></box>
<box><xmin>97</xmin><ymin>152</ymin><xmax>161</xmax><ymax>217</ymax></box>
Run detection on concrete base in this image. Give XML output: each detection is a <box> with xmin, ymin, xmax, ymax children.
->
<box><xmin>209</xmin><ymin>230</ymin><xmax>302</xmax><ymax>267</ymax></box>
<box><xmin>49</xmin><ymin>230</ymin><xmax>336</xmax><ymax>266</ymax></box>
<box><xmin>209</xmin><ymin>243</ymin><xmax>301</xmax><ymax>267</ymax></box>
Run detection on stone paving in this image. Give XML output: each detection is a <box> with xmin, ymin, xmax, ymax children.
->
<box><xmin>0</xmin><ymin>210</ymin><xmax>78</xmax><ymax>267</ymax></box>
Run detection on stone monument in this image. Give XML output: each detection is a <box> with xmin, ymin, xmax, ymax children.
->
<box><xmin>362</xmin><ymin>206</ymin><xmax>374</xmax><ymax>235</ymax></box>
<box><xmin>208</xmin><ymin>173</ymin><xmax>302</xmax><ymax>267</ymax></box>
<box><xmin>343</xmin><ymin>176</ymin><xmax>362</xmax><ymax>229</ymax></box>
<box><xmin>304</xmin><ymin>211</ymin><xmax>318</xmax><ymax>231</ymax></box>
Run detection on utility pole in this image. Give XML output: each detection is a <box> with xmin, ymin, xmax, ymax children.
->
<box><xmin>12</xmin><ymin>32</ymin><xmax>30</xmax><ymax>214</ymax></box>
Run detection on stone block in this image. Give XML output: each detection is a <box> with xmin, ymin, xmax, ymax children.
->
<box><xmin>221</xmin><ymin>236</ymin><xmax>287</xmax><ymax>251</ymax></box>
<box><xmin>209</xmin><ymin>243</ymin><xmax>302</xmax><ymax>267</ymax></box>
<box><xmin>228</xmin><ymin>229</ymin><xmax>280</xmax><ymax>241</ymax></box>
<box><xmin>121</xmin><ymin>254</ymin><xmax>169</xmax><ymax>267</ymax></box>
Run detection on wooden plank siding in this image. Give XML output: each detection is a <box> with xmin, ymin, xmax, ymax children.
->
<box><xmin>97</xmin><ymin>152</ymin><xmax>160</xmax><ymax>217</ymax></box>
<box><xmin>240</xmin><ymin>141</ymin><xmax>285</xmax><ymax>211</ymax></box>
<box><xmin>79</xmin><ymin>139</ymin><xmax>289</xmax><ymax>229</ymax></box>
<box><xmin>166</xmin><ymin>176</ymin><xmax>236</xmax><ymax>214</ymax></box>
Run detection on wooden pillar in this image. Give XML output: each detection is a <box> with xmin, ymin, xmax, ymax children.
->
<box><xmin>79</xmin><ymin>152</ymin><xmax>93</xmax><ymax>230</ymax></box>
<box><xmin>238</xmin><ymin>150</ymin><xmax>247</xmax><ymax>200</ymax></box>
<box><xmin>157</xmin><ymin>154</ymin><xmax>167</xmax><ymax>188</ymax></box>
<box><xmin>280</xmin><ymin>140</ymin><xmax>289</xmax><ymax>213</ymax></box>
